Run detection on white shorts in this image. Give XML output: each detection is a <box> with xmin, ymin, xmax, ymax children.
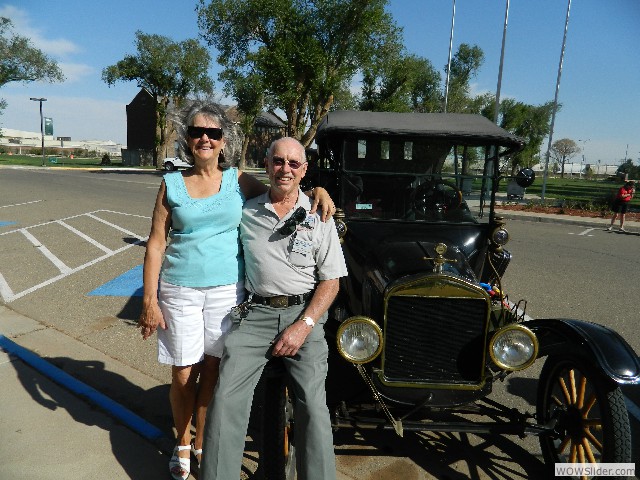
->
<box><xmin>156</xmin><ymin>280</ymin><xmax>245</xmax><ymax>366</ymax></box>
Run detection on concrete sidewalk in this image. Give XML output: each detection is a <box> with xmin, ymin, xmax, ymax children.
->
<box><xmin>0</xmin><ymin>307</ymin><xmax>174</xmax><ymax>480</ymax></box>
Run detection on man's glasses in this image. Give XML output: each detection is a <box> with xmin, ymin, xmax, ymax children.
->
<box><xmin>187</xmin><ymin>126</ymin><xmax>223</xmax><ymax>140</ymax></box>
<box><xmin>277</xmin><ymin>207</ymin><xmax>307</xmax><ymax>235</ymax></box>
<box><xmin>271</xmin><ymin>156</ymin><xmax>306</xmax><ymax>170</ymax></box>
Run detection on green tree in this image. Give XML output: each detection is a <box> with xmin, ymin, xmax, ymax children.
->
<box><xmin>494</xmin><ymin>99</ymin><xmax>556</xmax><ymax>173</ymax></box>
<box><xmin>359</xmin><ymin>54</ymin><xmax>441</xmax><ymax>113</ymax></box>
<box><xmin>444</xmin><ymin>43</ymin><xmax>485</xmax><ymax>113</ymax></box>
<box><xmin>0</xmin><ymin>17</ymin><xmax>64</xmax><ymax>121</ymax></box>
<box><xmin>220</xmin><ymin>69</ymin><xmax>265</xmax><ymax>169</ymax></box>
<box><xmin>618</xmin><ymin>159</ymin><xmax>639</xmax><ymax>179</ymax></box>
<box><xmin>550</xmin><ymin>138</ymin><xmax>579</xmax><ymax>178</ymax></box>
<box><xmin>197</xmin><ymin>0</ymin><xmax>402</xmax><ymax>147</ymax></box>
<box><xmin>102</xmin><ymin>31</ymin><xmax>214</xmax><ymax>165</ymax></box>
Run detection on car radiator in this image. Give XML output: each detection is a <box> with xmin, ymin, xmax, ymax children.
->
<box><xmin>383</xmin><ymin>296</ymin><xmax>489</xmax><ymax>385</ymax></box>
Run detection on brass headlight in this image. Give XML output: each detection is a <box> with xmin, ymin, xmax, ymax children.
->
<box><xmin>489</xmin><ymin>324</ymin><xmax>538</xmax><ymax>371</ymax></box>
<box><xmin>491</xmin><ymin>226</ymin><xmax>510</xmax><ymax>246</ymax></box>
<box><xmin>336</xmin><ymin>316</ymin><xmax>383</xmax><ymax>364</ymax></box>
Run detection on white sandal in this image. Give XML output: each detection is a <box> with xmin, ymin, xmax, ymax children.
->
<box><xmin>169</xmin><ymin>444</ymin><xmax>191</xmax><ymax>480</ymax></box>
<box><xmin>191</xmin><ymin>441</ymin><xmax>203</xmax><ymax>466</ymax></box>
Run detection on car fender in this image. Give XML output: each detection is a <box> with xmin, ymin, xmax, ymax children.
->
<box><xmin>527</xmin><ymin>318</ymin><xmax>640</xmax><ymax>384</ymax></box>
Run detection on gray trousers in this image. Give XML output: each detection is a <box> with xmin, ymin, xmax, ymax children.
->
<box><xmin>200</xmin><ymin>303</ymin><xmax>336</xmax><ymax>480</ymax></box>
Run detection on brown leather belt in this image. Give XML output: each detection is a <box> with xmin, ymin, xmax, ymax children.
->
<box><xmin>248</xmin><ymin>291</ymin><xmax>313</xmax><ymax>308</ymax></box>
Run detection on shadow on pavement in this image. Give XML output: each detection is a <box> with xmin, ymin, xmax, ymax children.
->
<box><xmin>10</xmin><ymin>356</ymin><xmax>171</xmax><ymax>479</ymax></box>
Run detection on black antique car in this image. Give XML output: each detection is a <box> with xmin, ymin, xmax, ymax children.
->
<box><xmin>262</xmin><ymin>111</ymin><xmax>639</xmax><ymax>479</ymax></box>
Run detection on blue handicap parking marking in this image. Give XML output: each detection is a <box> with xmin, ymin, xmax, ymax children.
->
<box><xmin>0</xmin><ymin>221</ymin><xmax>17</xmax><ymax>227</ymax></box>
<box><xmin>88</xmin><ymin>265</ymin><xmax>144</xmax><ymax>297</ymax></box>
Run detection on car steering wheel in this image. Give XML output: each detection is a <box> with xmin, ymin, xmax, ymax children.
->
<box><xmin>411</xmin><ymin>180</ymin><xmax>463</xmax><ymax>218</ymax></box>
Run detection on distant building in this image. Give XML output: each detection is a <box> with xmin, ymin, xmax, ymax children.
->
<box><xmin>122</xmin><ymin>88</ymin><xmax>156</xmax><ymax>166</ymax></box>
<box><xmin>0</xmin><ymin>127</ymin><xmax>124</xmax><ymax>156</ymax></box>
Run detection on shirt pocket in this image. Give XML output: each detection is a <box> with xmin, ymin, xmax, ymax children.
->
<box><xmin>287</xmin><ymin>231</ymin><xmax>316</xmax><ymax>268</ymax></box>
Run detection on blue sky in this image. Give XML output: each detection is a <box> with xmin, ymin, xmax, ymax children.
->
<box><xmin>2</xmin><ymin>0</ymin><xmax>639</xmax><ymax>166</ymax></box>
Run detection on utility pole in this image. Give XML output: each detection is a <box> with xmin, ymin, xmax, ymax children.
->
<box><xmin>30</xmin><ymin>97</ymin><xmax>47</xmax><ymax>167</ymax></box>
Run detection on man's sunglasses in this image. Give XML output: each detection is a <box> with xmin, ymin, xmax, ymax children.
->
<box><xmin>187</xmin><ymin>126</ymin><xmax>223</xmax><ymax>140</ymax></box>
<box><xmin>278</xmin><ymin>206</ymin><xmax>307</xmax><ymax>235</ymax></box>
<box><xmin>271</xmin><ymin>156</ymin><xmax>306</xmax><ymax>170</ymax></box>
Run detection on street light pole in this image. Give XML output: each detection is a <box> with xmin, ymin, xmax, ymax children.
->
<box><xmin>578</xmin><ymin>138</ymin><xmax>589</xmax><ymax>179</ymax></box>
<box><xmin>29</xmin><ymin>97</ymin><xmax>47</xmax><ymax>167</ymax></box>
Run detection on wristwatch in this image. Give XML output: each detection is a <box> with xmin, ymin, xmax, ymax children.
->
<box><xmin>302</xmin><ymin>316</ymin><xmax>315</xmax><ymax>327</ymax></box>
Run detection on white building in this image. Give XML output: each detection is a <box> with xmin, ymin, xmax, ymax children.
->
<box><xmin>0</xmin><ymin>128</ymin><xmax>125</xmax><ymax>156</ymax></box>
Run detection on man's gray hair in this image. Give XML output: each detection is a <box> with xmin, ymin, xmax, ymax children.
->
<box><xmin>267</xmin><ymin>137</ymin><xmax>306</xmax><ymax>160</ymax></box>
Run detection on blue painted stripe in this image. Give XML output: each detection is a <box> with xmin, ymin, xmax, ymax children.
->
<box><xmin>0</xmin><ymin>334</ymin><xmax>168</xmax><ymax>443</ymax></box>
<box><xmin>0</xmin><ymin>221</ymin><xmax>17</xmax><ymax>227</ymax></box>
<box><xmin>88</xmin><ymin>265</ymin><xmax>144</xmax><ymax>296</ymax></box>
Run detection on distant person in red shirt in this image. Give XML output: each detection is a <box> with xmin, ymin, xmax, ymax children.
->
<box><xmin>607</xmin><ymin>180</ymin><xmax>635</xmax><ymax>232</ymax></box>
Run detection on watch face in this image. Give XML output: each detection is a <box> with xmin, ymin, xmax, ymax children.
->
<box><xmin>303</xmin><ymin>316</ymin><xmax>315</xmax><ymax>327</ymax></box>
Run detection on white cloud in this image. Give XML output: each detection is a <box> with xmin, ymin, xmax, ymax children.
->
<box><xmin>1</xmin><ymin>4</ymin><xmax>80</xmax><ymax>57</ymax></box>
<box><xmin>57</xmin><ymin>63</ymin><xmax>95</xmax><ymax>83</ymax></box>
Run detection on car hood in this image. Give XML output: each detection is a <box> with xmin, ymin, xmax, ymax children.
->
<box><xmin>344</xmin><ymin>221</ymin><xmax>484</xmax><ymax>281</ymax></box>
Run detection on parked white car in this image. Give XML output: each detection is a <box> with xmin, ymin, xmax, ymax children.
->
<box><xmin>162</xmin><ymin>157</ymin><xmax>191</xmax><ymax>171</ymax></box>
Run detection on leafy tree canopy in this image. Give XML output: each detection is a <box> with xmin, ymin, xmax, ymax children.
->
<box><xmin>197</xmin><ymin>0</ymin><xmax>402</xmax><ymax>146</ymax></box>
<box><xmin>0</xmin><ymin>17</ymin><xmax>65</xmax><ymax>88</ymax></box>
<box><xmin>359</xmin><ymin>54</ymin><xmax>441</xmax><ymax>113</ymax></box>
<box><xmin>492</xmin><ymin>99</ymin><xmax>556</xmax><ymax>172</ymax></box>
<box><xmin>102</xmin><ymin>31</ymin><xmax>214</xmax><ymax>164</ymax></box>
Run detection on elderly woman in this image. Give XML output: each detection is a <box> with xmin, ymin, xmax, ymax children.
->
<box><xmin>137</xmin><ymin>102</ymin><xmax>334</xmax><ymax>480</ymax></box>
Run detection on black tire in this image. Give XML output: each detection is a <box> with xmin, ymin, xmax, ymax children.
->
<box><xmin>537</xmin><ymin>355</ymin><xmax>631</xmax><ymax>478</ymax></box>
<box><xmin>163</xmin><ymin>161</ymin><xmax>175</xmax><ymax>171</ymax></box>
<box><xmin>262</xmin><ymin>374</ymin><xmax>296</xmax><ymax>480</ymax></box>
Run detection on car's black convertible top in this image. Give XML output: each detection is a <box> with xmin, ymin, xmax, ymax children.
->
<box><xmin>316</xmin><ymin>110</ymin><xmax>525</xmax><ymax>154</ymax></box>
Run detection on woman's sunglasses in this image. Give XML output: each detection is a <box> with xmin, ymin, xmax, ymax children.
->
<box><xmin>187</xmin><ymin>126</ymin><xmax>223</xmax><ymax>140</ymax></box>
<box><xmin>277</xmin><ymin>207</ymin><xmax>307</xmax><ymax>235</ymax></box>
<box><xmin>271</xmin><ymin>156</ymin><xmax>306</xmax><ymax>170</ymax></box>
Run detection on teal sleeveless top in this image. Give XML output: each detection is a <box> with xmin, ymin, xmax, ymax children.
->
<box><xmin>160</xmin><ymin>168</ymin><xmax>245</xmax><ymax>287</ymax></box>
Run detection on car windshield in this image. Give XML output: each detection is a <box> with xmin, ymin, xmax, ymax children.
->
<box><xmin>338</xmin><ymin>136</ymin><xmax>497</xmax><ymax>224</ymax></box>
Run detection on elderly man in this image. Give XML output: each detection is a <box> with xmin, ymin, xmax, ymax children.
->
<box><xmin>200</xmin><ymin>137</ymin><xmax>347</xmax><ymax>480</ymax></box>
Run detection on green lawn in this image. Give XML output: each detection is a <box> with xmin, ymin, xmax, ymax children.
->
<box><xmin>503</xmin><ymin>176</ymin><xmax>639</xmax><ymax>209</ymax></box>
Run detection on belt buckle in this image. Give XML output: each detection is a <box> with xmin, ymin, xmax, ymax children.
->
<box><xmin>270</xmin><ymin>295</ymin><xmax>288</xmax><ymax>308</ymax></box>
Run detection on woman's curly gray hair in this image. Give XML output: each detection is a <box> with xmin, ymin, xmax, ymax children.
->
<box><xmin>171</xmin><ymin>100</ymin><xmax>240</xmax><ymax>168</ymax></box>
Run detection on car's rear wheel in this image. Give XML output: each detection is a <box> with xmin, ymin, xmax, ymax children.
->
<box><xmin>163</xmin><ymin>161</ymin><xmax>175</xmax><ymax>171</ymax></box>
<box><xmin>537</xmin><ymin>355</ymin><xmax>631</xmax><ymax>478</ymax></box>
<box><xmin>262</xmin><ymin>374</ymin><xmax>296</xmax><ymax>480</ymax></box>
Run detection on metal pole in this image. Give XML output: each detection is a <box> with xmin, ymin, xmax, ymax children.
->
<box><xmin>30</xmin><ymin>97</ymin><xmax>47</xmax><ymax>167</ymax></box>
<box><xmin>443</xmin><ymin>0</ymin><xmax>456</xmax><ymax>113</ymax></box>
<box><xmin>494</xmin><ymin>0</ymin><xmax>510</xmax><ymax>124</ymax></box>
<box><xmin>541</xmin><ymin>0</ymin><xmax>572</xmax><ymax>201</ymax></box>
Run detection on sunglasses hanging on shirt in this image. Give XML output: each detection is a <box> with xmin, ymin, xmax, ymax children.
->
<box><xmin>278</xmin><ymin>207</ymin><xmax>307</xmax><ymax>235</ymax></box>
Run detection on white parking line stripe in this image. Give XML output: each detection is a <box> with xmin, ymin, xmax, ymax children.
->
<box><xmin>0</xmin><ymin>272</ymin><xmax>14</xmax><ymax>303</ymax></box>
<box><xmin>85</xmin><ymin>213</ymin><xmax>144</xmax><ymax>239</ymax></box>
<box><xmin>6</xmin><ymin>237</ymin><xmax>148</xmax><ymax>302</ymax></box>
<box><xmin>20</xmin><ymin>229</ymin><xmax>72</xmax><ymax>274</ymax></box>
<box><xmin>0</xmin><ymin>200</ymin><xmax>42</xmax><ymax>209</ymax></box>
<box><xmin>56</xmin><ymin>220</ymin><xmax>113</xmax><ymax>254</ymax></box>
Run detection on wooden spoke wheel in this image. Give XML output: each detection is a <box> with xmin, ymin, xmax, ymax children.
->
<box><xmin>537</xmin><ymin>356</ymin><xmax>631</xmax><ymax>479</ymax></box>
